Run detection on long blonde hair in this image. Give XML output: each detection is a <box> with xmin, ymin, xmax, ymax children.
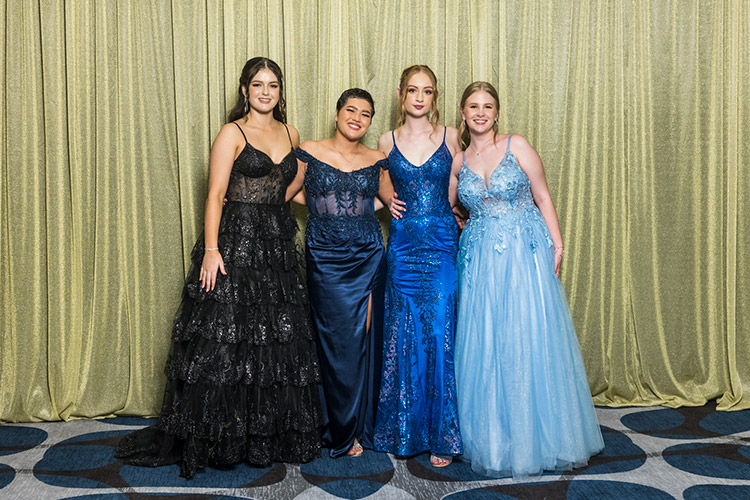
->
<box><xmin>396</xmin><ymin>65</ymin><xmax>440</xmax><ymax>129</ymax></box>
<box><xmin>458</xmin><ymin>81</ymin><xmax>500</xmax><ymax>149</ymax></box>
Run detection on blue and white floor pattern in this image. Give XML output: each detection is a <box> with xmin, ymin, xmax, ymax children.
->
<box><xmin>1</xmin><ymin>404</ymin><xmax>749</xmax><ymax>499</ymax></box>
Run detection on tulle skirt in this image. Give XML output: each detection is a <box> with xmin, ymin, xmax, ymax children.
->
<box><xmin>455</xmin><ymin>213</ymin><xmax>604</xmax><ymax>477</ymax></box>
<box><xmin>116</xmin><ymin>202</ymin><xmax>322</xmax><ymax>479</ymax></box>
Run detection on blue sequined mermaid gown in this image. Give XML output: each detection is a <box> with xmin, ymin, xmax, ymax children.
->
<box><xmin>295</xmin><ymin>147</ymin><xmax>387</xmax><ymax>458</ymax></box>
<box><xmin>455</xmin><ymin>135</ymin><xmax>604</xmax><ymax>477</ymax></box>
<box><xmin>374</xmin><ymin>128</ymin><xmax>463</xmax><ymax>457</ymax></box>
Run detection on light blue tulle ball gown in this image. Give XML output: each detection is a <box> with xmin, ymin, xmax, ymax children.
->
<box><xmin>455</xmin><ymin>135</ymin><xmax>604</xmax><ymax>478</ymax></box>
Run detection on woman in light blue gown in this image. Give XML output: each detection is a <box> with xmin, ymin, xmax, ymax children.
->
<box><xmin>452</xmin><ymin>82</ymin><xmax>604</xmax><ymax>478</ymax></box>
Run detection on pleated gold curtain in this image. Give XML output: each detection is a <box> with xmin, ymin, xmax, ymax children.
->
<box><xmin>1</xmin><ymin>0</ymin><xmax>747</xmax><ymax>422</ymax></box>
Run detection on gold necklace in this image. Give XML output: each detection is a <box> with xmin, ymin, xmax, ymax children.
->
<box><xmin>469</xmin><ymin>141</ymin><xmax>494</xmax><ymax>157</ymax></box>
<box><xmin>332</xmin><ymin>142</ymin><xmax>360</xmax><ymax>167</ymax></box>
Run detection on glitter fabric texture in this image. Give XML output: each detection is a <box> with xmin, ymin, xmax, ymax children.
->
<box><xmin>374</xmin><ymin>129</ymin><xmax>463</xmax><ymax>457</ymax></box>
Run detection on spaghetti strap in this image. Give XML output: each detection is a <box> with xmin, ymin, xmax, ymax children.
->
<box><xmin>462</xmin><ymin>151</ymin><xmax>466</xmax><ymax>163</ymax></box>
<box><xmin>283</xmin><ymin>124</ymin><xmax>293</xmax><ymax>149</ymax></box>
<box><xmin>506</xmin><ymin>134</ymin><xmax>512</xmax><ymax>152</ymax></box>
<box><xmin>233</xmin><ymin>122</ymin><xmax>248</xmax><ymax>144</ymax></box>
<box><xmin>391</xmin><ymin>130</ymin><xmax>396</xmax><ymax>147</ymax></box>
<box><xmin>442</xmin><ymin>126</ymin><xmax>447</xmax><ymax>143</ymax></box>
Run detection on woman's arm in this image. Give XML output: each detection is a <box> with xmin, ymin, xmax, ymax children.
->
<box><xmin>449</xmin><ymin>153</ymin><xmax>468</xmax><ymax>228</ymax></box>
<box><xmin>286</xmin><ymin>160</ymin><xmax>307</xmax><ymax>203</ymax></box>
<box><xmin>376</xmin><ymin>132</ymin><xmax>405</xmax><ymax>218</ymax></box>
<box><xmin>201</xmin><ymin>124</ymin><xmax>238</xmax><ymax>291</ymax></box>
<box><xmin>513</xmin><ymin>135</ymin><xmax>564</xmax><ymax>275</ymax></box>
<box><xmin>284</xmin><ymin>127</ymin><xmax>306</xmax><ymax>203</ymax></box>
<box><xmin>444</xmin><ymin>126</ymin><xmax>461</xmax><ymax>157</ymax></box>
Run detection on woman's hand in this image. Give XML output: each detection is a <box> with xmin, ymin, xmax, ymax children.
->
<box><xmin>554</xmin><ymin>246</ymin><xmax>563</xmax><ymax>276</ymax></box>
<box><xmin>454</xmin><ymin>214</ymin><xmax>467</xmax><ymax>229</ymax></box>
<box><xmin>200</xmin><ymin>249</ymin><xmax>227</xmax><ymax>291</ymax></box>
<box><xmin>452</xmin><ymin>205</ymin><xmax>468</xmax><ymax>229</ymax></box>
<box><xmin>389</xmin><ymin>192</ymin><xmax>406</xmax><ymax>219</ymax></box>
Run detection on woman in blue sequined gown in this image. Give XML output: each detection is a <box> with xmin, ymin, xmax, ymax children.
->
<box><xmin>373</xmin><ymin>66</ymin><xmax>463</xmax><ymax>467</ymax></box>
<box><xmin>288</xmin><ymin>88</ymin><xmax>395</xmax><ymax>458</ymax></box>
<box><xmin>453</xmin><ymin>82</ymin><xmax>604</xmax><ymax>477</ymax></box>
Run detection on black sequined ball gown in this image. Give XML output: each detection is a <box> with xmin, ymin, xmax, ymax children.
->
<box><xmin>116</xmin><ymin>123</ymin><xmax>322</xmax><ymax>479</ymax></box>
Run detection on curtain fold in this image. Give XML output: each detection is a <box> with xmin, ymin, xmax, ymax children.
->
<box><xmin>1</xmin><ymin>0</ymin><xmax>747</xmax><ymax>422</ymax></box>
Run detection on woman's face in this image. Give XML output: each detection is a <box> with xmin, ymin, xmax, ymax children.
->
<box><xmin>401</xmin><ymin>71</ymin><xmax>435</xmax><ymax>118</ymax></box>
<box><xmin>243</xmin><ymin>68</ymin><xmax>280</xmax><ymax>115</ymax></box>
<box><xmin>336</xmin><ymin>98</ymin><xmax>373</xmax><ymax>141</ymax></box>
<box><xmin>461</xmin><ymin>91</ymin><xmax>498</xmax><ymax>135</ymax></box>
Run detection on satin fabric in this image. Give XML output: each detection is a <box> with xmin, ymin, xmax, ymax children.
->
<box><xmin>306</xmin><ymin>239</ymin><xmax>385</xmax><ymax>457</ymax></box>
<box><xmin>298</xmin><ymin>147</ymin><xmax>387</xmax><ymax>458</ymax></box>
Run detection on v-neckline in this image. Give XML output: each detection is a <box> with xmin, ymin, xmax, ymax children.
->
<box><xmin>242</xmin><ymin>142</ymin><xmax>294</xmax><ymax>166</ymax></box>
<box><xmin>392</xmin><ymin>141</ymin><xmax>446</xmax><ymax>168</ymax></box>
<box><xmin>462</xmin><ymin>149</ymin><xmax>514</xmax><ymax>191</ymax></box>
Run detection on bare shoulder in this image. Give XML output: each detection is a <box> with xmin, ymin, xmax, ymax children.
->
<box><xmin>444</xmin><ymin>126</ymin><xmax>460</xmax><ymax>142</ymax></box>
<box><xmin>298</xmin><ymin>140</ymin><xmax>322</xmax><ymax>160</ymax></box>
<box><xmin>364</xmin><ymin>145</ymin><xmax>387</xmax><ymax>163</ymax></box>
<box><xmin>284</xmin><ymin>123</ymin><xmax>301</xmax><ymax>147</ymax></box>
<box><xmin>378</xmin><ymin>130</ymin><xmax>395</xmax><ymax>153</ymax></box>
<box><xmin>444</xmin><ymin>126</ymin><xmax>461</xmax><ymax>155</ymax></box>
<box><xmin>451</xmin><ymin>149</ymin><xmax>464</xmax><ymax>172</ymax></box>
<box><xmin>218</xmin><ymin>121</ymin><xmax>243</xmax><ymax>139</ymax></box>
<box><xmin>508</xmin><ymin>135</ymin><xmax>544</xmax><ymax>175</ymax></box>
<box><xmin>509</xmin><ymin>134</ymin><xmax>536</xmax><ymax>154</ymax></box>
<box><xmin>299</xmin><ymin>139</ymin><xmax>321</xmax><ymax>152</ymax></box>
<box><xmin>214</xmin><ymin>122</ymin><xmax>245</xmax><ymax>149</ymax></box>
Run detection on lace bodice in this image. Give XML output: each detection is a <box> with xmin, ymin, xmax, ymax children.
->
<box><xmin>224</xmin><ymin>128</ymin><xmax>297</xmax><ymax>205</ymax></box>
<box><xmin>296</xmin><ymin>147</ymin><xmax>387</xmax><ymax>243</ymax></box>
<box><xmin>457</xmin><ymin>137</ymin><xmax>552</xmax><ymax>254</ymax></box>
<box><xmin>387</xmin><ymin>131</ymin><xmax>454</xmax><ymax>219</ymax></box>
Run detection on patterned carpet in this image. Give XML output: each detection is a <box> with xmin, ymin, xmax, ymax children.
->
<box><xmin>1</xmin><ymin>404</ymin><xmax>749</xmax><ymax>499</ymax></box>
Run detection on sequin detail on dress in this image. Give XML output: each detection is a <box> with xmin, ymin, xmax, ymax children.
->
<box><xmin>116</xmin><ymin>124</ymin><xmax>322</xmax><ymax>479</ymax></box>
<box><xmin>374</xmin><ymin>129</ymin><xmax>463</xmax><ymax>457</ymax></box>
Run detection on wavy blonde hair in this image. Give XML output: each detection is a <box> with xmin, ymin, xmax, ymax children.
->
<box><xmin>458</xmin><ymin>81</ymin><xmax>500</xmax><ymax>149</ymax></box>
<box><xmin>396</xmin><ymin>65</ymin><xmax>440</xmax><ymax>129</ymax></box>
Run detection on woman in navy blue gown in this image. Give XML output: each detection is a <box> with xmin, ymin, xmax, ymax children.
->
<box><xmin>373</xmin><ymin>66</ymin><xmax>464</xmax><ymax>467</ymax></box>
<box><xmin>288</xmin><ymin>88</ymin><xmax>395</xmax><ymax>458</ymax></box>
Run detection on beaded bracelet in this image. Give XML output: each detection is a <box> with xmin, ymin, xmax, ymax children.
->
<box><xmin>205</xmin><ymin>247</ymin><xmax>219</xmax><ymax>251</ymax></box>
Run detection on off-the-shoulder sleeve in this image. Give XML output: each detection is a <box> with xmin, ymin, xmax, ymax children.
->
<box><xmin>374</xmin><ymin>157</ymin><xmax>389</xmax><ymax>170</ymax></box>
<box><xmin>295</xmin><ymin>147</ymin><xmax>314</xmax><ymax>163</ymax></box>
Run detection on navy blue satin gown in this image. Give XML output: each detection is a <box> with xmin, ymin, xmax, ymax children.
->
<box><xmin>374</xmin><ymin>128</ymin><xmax>463</xmax><ymax>457</ymax></box>
<box><xmin>296</xmin><ymin>147</ymin><xmax>387</xmax><ymax>458</ymax></box>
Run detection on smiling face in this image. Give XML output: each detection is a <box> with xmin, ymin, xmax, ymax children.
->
<box><xmin>242</xmin><ymin>68</ymin><xmax>280</xmax><ymax>115</ymax></box>
<box><xmin>401</xmin><ymin>71</ymin><xmax>436</xmax><ymax>119</ymax></box>
<box><xmin>461</xmin><ymin>90</ymin><xmax>498</xmax><ymax>135</ymax></box>
<box><xmin>336</xmin><ymin>97</ymin><xmax>373</xmax><ymax>141</ymax></box>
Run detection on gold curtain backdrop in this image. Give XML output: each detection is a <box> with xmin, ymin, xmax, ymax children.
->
<box><xmin>1</xmin><ymin>0</ymin><xmax>747</xmax><ymax>422</ymax></box>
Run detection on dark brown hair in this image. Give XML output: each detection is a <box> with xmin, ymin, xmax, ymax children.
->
<box><xmin>336</xmin><ymin>88</ymin><xmax>375</xmax><ymax>116</ymax></box>
<box><xmin>227</xmin><ymin>57</ymin><xmax>286</xmax><ymax>123</ymax></box>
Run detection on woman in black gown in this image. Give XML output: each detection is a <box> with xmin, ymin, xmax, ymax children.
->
<box><xmin>116</xmin><ymin>57</ymin><xmax>322</xmax><ymax>479</ymax></box>
<box><xmin>287</xmin><ymin>89</ymin><xmax>394</xmax><ymax>458</ymax></box>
